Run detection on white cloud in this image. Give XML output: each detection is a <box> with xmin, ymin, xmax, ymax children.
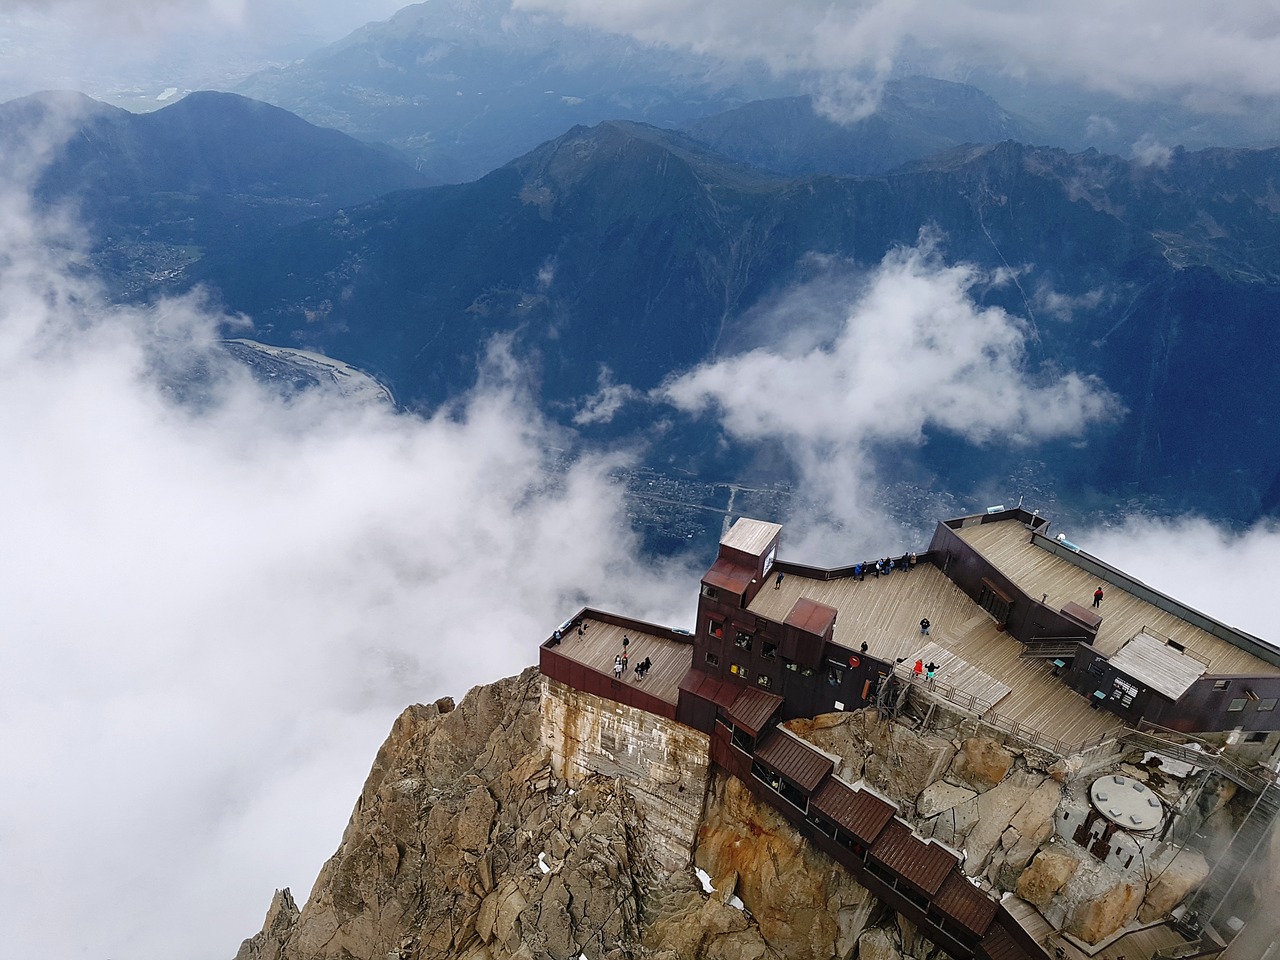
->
<box><xmin>572</xmin><ymin>366</ymin><xmax>644</xmax><ymax>425</ymax></box>
<box><xmin>0</xmin><ymin>120</ymin><xmax>693</xmax><ymax>960</ymax></box>
<box><xmin>1131</xmin><ymin>133</ymin><xmax>1174</xmax><ymax>168</ymax></box>
<box><xmin>1076</xmin><ymin>516</ymin><xmax>1280</xmax><ymax>644</ymax></box>
<box><xmin>659</xmin><ymin>233</ymin><xmax>1121</xmax><ymax>558</ymax></box>
<box><xmin>515</xmin><ymin>0</ymin><xmax>1280</xmax><ymax>116</ymax></box>
<box><xmin>0</xmin><ymin>0</ymin><xmax>405</xmax><ymax>100</ymax></box>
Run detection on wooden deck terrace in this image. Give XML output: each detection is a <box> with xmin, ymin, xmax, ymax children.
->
<box><xmin>1003</xmin><ymin>896</ymin><xmax>1198</xmax><ymax>960</ymax></box>
<box><xmin>748</xmin><ymin>562</ymin><xmax>1125</xmax><ymax>751</ymax></box>
<box><xmin>957</xmin><ymin>520</ymin><xmax>1280</xmax><ymax>677</ymax></box>
<box><xmin>541</xmin><ymin>612</ymin><xmax>693</xmax><ymax>708</ymax></box>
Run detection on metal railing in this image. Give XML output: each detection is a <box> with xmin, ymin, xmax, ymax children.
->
<box><xmin>888</xmin><ymin>664</ymin><xmax>1122</xmax><ymax>758</ymax></box>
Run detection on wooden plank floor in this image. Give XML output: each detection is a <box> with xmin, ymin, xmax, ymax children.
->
<box><xmin>552</xmin><ymin>618</ymin><xmax>692</xmax><ymax>706</ymax></box>
<box><xmin>750</xmin><ymin>564</ymin><xmax>1124</xmax><ymax>747</ymax></box>
<box><xmin>1004</xmin><ymin>895</ymin><xmax>1195</xmax><ymax>959</ymax></box>
<box><xmin>958</xmin><ymin>521</ymin><xmax>1280</xmax><ymax>675</ymax></box>
<box><xmin>901</xmin><ymin>640</ymin><xmax>1012</xmax><ymax>707</ymax></box>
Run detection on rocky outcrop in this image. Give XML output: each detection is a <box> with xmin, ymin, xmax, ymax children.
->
<box><xmin>235</xmin><ymin>889</ymin><xmax>300</xmax><ymax>960</ymax></box>
<box><xmin>237</xmin><ymin>684</ymin><xmax>1222</xmax><ymax>960</ymax></box>
<box><xmin>1065</xmin><ymin>878</ymin><xmax>1145</xmax><ymax>944</ymax></box>
<box><xmin>695</xmin><ymin>772</ymin><xmax>880</xmax><ymax>960</ymax></box>
<box><xmin>949</xmin><ymin>737</ymin><xmax>1014</xmax><ymax>792</ymax></box>
<box><xmin>1015</xmin><ymin>851</ymin><xmax>1080</xmax><ymax>908</ymax></box>
<box><xmin>1138</xmin><ymin>851</ymin><xmax>1210</xmax><ymax>923</ymax></box>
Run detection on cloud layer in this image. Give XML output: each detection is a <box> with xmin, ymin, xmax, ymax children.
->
<box><xmin>660</xmin><ymin>235</ymin><xmax>1120</xmax><ymax>557</ymax></box>
<box><xmin>516</xmin><ymin>0</ymin><xmax>1280</xmax><ymax>117</ymax></box>
<box><xmin>0</xmin><ymin>134</ymin><xmax>690</xmax><ymax>958</ymax></box>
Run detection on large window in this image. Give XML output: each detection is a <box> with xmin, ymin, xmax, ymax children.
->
<box><xmin>734</xmin><ymin>631</ymin><xmax>753</xmax><ymax>651</ymax></box>
<box><xmin>762</xmin><ymin>641</ymin><xmax>777</xmax><ymax>659</ymax></box>
<box><xmin>756</xmin><ymin>674</ymin><xmax>773</xmax><ymax>689</ymax></box>
<box><xmin>1228</xmin><ymin>698</ymin><xmax>1247</xmax><ymax>713</ymax></box>
<box><xmin>705</xmin><ymin>652</ymin><xmax>720</xmax><ymax>666</ymax></box>
<box><xmin>708</xmin><ymin>619</ymin><xmax>723</xmax><ymax>638</ymax></box>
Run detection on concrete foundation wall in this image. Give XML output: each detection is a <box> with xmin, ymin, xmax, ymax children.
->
<box><xmin>540</xmin><ymin>676</ymin><xmax>711</xmax><ymax>874</ymax></box>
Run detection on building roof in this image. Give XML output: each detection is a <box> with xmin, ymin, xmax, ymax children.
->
<box><xmin>933</xmin><ymin>872</ymin><xmax>999</xmax><ymax>936</ymax></box>
<box><xmin>809</xmin><ymin>777</ymin><xmax>897</xmax><ymax>843</ymax></box>
<box><xmin>977</xmin><ymin>921</ymin><xmax>1028</xmax><ymax>960</ymax></box>
<box><xmin>748</xmin><ymin>565</ymin><xmax>1124</xmax><ymax>751</ymax></box>
<box><xmin>956</xmin><ymin>518</ymin><xmax>1280</xmax><ymax>675</ymax></box>
<box><xmin>754</xmin><ymin>728</ymin><xmax>833</xmax><ymax>793</ymax></box>
<box><xmin>1108</xmin><ymin>631</ymin><xmax>1207</xmax><ymax>701</ymax></box>
<box><xmin>868</xmin><ymin>820</ymin><xmax>957</xmax><ymax>896</ymax></box>
<box><xmin>703</xmin><ymin>556</ymin><xmax>756</xmax><ymax>594</ymax></box>
<box><xmin>678</xmin><ymin>668</ymin><xmax>741</xmax><ymax>710</ymax></box>
<box><xmin>721</xmin><ymin>518</ymin><xmax>783</xmax><ymax>556</ymax></box>
<box><xmin>726</xmin><ymin>687</ymin><xmax>784</xmax><ymax>737</ymax></box>
<box><xmin>784</xmin><ymin>597</ymin><xmax>838</xmax><ymax>636</ymax></box>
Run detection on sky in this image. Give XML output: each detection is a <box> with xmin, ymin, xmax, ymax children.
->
<box><xmin>3</xmin><ymin>3</ymin><xmax>1280</xmax><ymax>959</ymax></box>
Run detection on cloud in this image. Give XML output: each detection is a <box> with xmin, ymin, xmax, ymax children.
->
<box><xmin>0</xmin><ymin>0</ymin><xmax>405</xmax><ymax>100</ymax></box>
<box><xmin>572</xmin><ymin>366</ymin><xmax>644</xmax><ymax>425</ymax></box>
<box><xmin>514</xmin><ymin>0</ymin><xmax>1280</xmax><ymax>117</ymax></box>
<box><xmin>0</xmin><ymin>117</ymin><xmax>692</xmax><ymax>960</ymax></box>
<box><xmin>1131</xmin><ymin>133</ymin><xmax>1175</xmax><ymax>168</ymax></box>
<box><xmin>658</xmin><ymin>233</ymin><xmax>1121</xmax><ymax>558</ymax></box>
<box><xmin>1075</xmin><ymin>516</ymin><xmax>1280</xmax><ymax>643</ymax></box>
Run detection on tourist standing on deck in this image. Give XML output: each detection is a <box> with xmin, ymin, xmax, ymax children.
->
<box><xmin>1093</xmin><ymin>586</ymin><xmax>1105</xmax><ymax>608</ymax></box>
<box><xmin>920</xmin><ymin>617</ymin><xmax>930</xmax><ymax>635</ymax></box>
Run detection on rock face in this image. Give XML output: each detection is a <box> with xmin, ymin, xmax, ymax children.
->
<box><xmin>237</xmin><ymin>682</ymin><xmax>1223</xmax><ymax>960</ymax></box>
<box><xmin>237</xmin><ymin>670</ymin><xmax>659</xmax><ymax>960</ymax></box>
<box><xmin>949</xmin><ymin>737</ymin><xmax>1015</xmax><ymax>792</ymax></box>
<box><xmin>235</xmin><ymin>889</ymin><xmax>299</xmax><ymax>960</ymax></box>
<box><xmin>695</xmin><ymin>773</ymin><xmax>879</xmax><ymax>960</ymax></box>
<box><xmin>1016</xmin><ymin>851</ymin><xmax>1080</xmax><ymax>908</ymax></box>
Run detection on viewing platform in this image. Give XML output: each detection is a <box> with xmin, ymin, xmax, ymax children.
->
<box><xmin>539</xmin><ymin>610</ymin><xmax>695</xmax><ymax>719</ymax></box>
<box><xmin>749</xmin><ymin>562</ymin><xmax>1125</xmax><ymax>752</ymax></box>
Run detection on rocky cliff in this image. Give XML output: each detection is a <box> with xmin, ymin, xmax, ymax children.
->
<box><xmin>236</xmin><ymin>672</ymin><xmax>1257</xmax><ymax>960</ymax></box>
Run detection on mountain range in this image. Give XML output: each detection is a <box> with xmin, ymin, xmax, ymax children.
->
<box><xmin>2</xmin><ymin>89</ymin><xmax>427</xmax><ymax>295</ymax></box>
<box><xmin>181</xmin><ymin>119</ymin><xmax>1280</xmax><ymax>526</ymax></box>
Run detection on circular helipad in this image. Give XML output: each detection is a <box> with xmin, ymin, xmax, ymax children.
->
<box><xmin>1090</xmin><ymin>775</ymin><xmax>1164</xmax><ymax>832</ymax></box>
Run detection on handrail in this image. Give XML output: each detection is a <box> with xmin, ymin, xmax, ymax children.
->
<box><xmin>888</xmin><ymin>664</ymin><xmax>1123</xmax><ymax>757</ymax></box>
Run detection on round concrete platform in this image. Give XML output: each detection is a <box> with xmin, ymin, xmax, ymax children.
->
<box><xmin>1090</xmin><ymin>774</ymin><xmax>1164</xmax><ymax>832</ymax></box>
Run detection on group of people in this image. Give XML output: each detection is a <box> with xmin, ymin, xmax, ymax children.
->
<box><xmin>851</xmin><ymin>553</ymin><xmax>917</xmax><ymax>581</ymax></box>
<box><xmin>912</xmin><ymin>659</ymin><xmax>939</xmax><ymax>681</ymax></box>
<box><xmin>612</xmin><ymin>644</ymin><xmax>652</xmax><ymax>680</ymax></box>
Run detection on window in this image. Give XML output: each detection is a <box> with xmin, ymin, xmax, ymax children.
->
<box><xmin>705</xmin><ymin>652</ymin><xmax>719</xmax><ymax>666</ymax></box>
<box><xmin>730</xmin><ymin>663</ymin><xmax>749</xmax><ymax>680</ymax></box>
<box><xmin>708</xmin><ymin>619</ymin><xmax>723</xmax><ymax>639</ymax></box>
<box><xmin>801</xmin><ymin>667</ymin><xmax>815</xmax><ymax>677</ymax></box>
<box><xmin>827</xmin><ymin>667</ymin><xmax>844</xmax><ymax>687</ymax></box>
<box><xmin>734</xmin><ymin>631</ymin><xmax>753</xmax><ymax>651</ymax></box>
<box><xmin>1259</xmin><ymin>698</ymin><xmax>1277</xmax><ymax>712</ymax></box>
<box><xmin>762</xmin><ymin>641</ymin><xmax>777</xmax><ymax>659</ymax></box>
<box><xmin>1214</xmin><ymin>679</ymin><xmax>1231</xmax><ymax>691</ymax></box>
<box><xmin>701</xmin><ymin>584</ymin><xmax>719</xmax><ymax>600</ymax></box>
<box><xmin>1228</xmin><ymin>698</ymin><xmax>1247</xmax><ymax>712</ymax></box>
<box><xmin>1245</xmin><ymin>731</ymin><xmax>1268</xmax><ymax>743</ymax></box>
<box><xmin>784</xmin><ymin>659</ymin><xmax>798</xmax><ymax>672</ymax></box>
<box><xmin>1087</xmin><ymin>660</ymin><xmax>1106</xmax><ymax>678</ymax></box>
<box><xmin>756</xmin><ymin>674</ymin><xmax>773</xmax><ymax>689</ymax></box>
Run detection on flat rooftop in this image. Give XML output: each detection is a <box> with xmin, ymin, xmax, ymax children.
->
<box><xmin>748</xmin><ymin>562</ymin><xmax>1124</xmax><ymax>749</ymax></box>
<box><xmin>546</xmin><ymin>616</ymin><xmax>692</xmax><ymax>707</ymax></box>
<box><xmin>957</xmin><ymin>520</ymin><xmax>1280</xmax><ymax>676</ymax></box>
